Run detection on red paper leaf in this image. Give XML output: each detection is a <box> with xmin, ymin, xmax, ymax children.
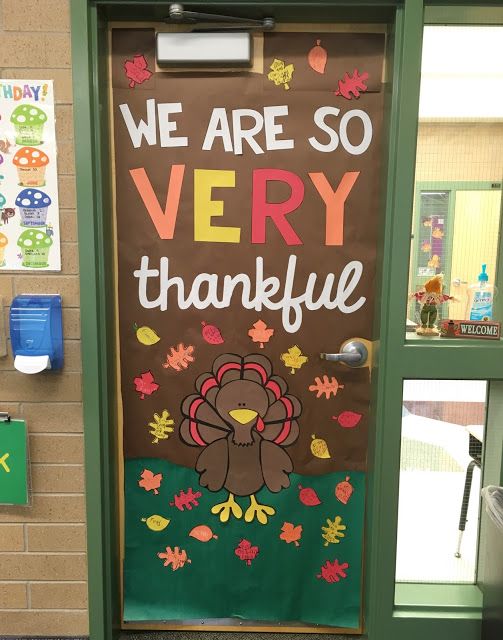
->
<box><xmin>201</xmin><ymin>321</ymin><xmax>224</xmax><ymax>345</ymax></box>
<box><xmin>334</xmin><ymin>69</ymin><xmax>369</xmax><ymax>100</ymax></box>
<box><xmin>331</xmin><ymin>410</ymin><xmax>362</xmax><ymax>428</ymax></box>
<box><xmin>235</xmin><ymin>539</ymin><xmax>260</xmax><ymax>566</ymax></box>
<box><xmin>169</xmin><ymin>488</ymin><xmax>202</xmax><ymax>511</ymax></box>
<box><xmin>298</xmin><ymin>484</ymin><xmax>322</xmax><ymax>506</ymax></box>
<box><xmin>124</xmin><ymin>54</ymin><xmax>153</xmax><ymax>89</ymax></box>
<box><xmin>317</xmin><ymin>559</ymin><xmax>349</xmax><ymax>583</ymax></box>
<box><xmin>134</xmin><ymin>370</ymin><xmax>159</xmax><ymax>399</ymax></box>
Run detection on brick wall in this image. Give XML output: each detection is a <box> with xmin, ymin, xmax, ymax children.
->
<box><xmin>0</xmin><ymin>0</ymin><xmax>88</xmax><ymax>635</ymax></box>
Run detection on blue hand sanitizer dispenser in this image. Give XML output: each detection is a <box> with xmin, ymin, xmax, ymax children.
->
<box><xmin>10</xmin><ymin>295</ymin><xmax>63</xmax><ymax>374</ymax></box>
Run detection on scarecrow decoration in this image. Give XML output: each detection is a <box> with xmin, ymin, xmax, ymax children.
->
<box><xmin>410</xmin><ymin>274</ymin><xmax>456</xmax><ymax>336</ymax></box>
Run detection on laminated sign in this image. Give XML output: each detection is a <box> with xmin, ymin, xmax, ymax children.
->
<box><xmin>0</xmin><ymin>80</ymin><xmax>61</xmax><ymax>271</ymax></box>
<box><xmin>0</xmin><ymin>418</ymin><xmax>28</xmax><ymax>505</ymax></box>
<box><xmin>112</xmin><ymin>28</ymin><xmax>385</xmax><ymax>629</ymax></box>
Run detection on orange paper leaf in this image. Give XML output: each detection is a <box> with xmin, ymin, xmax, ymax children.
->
<box><xmin>309</xmin><ymin>375</ymin><xmax>344</xmax><ymax>399</ymax></box>
<box><xmin>189</xmin><ymin>525</ymin><xmax>218</xmax><ymax>542</ymax></box>
<box><xmin>157</xmin><ymin>546</ymin><xmax>191</xmax><ymax>571</ymax></box>
<box><xmin>138</xmin><ymin>469</ymin><xmax>163</xmax><ymax>495</ymax></box>
<box><xmin>248</xmin><ymin>319</ymin><xmax>274</xmax><ymax>348</ymax></box>
<box><xmin>280</xmin><ymin>522</ymin><xmax>303</xmax><ymax>547</ymax></box>
<box><xmin>308</xmin><ymin>39</ymin><xmax>327</xmax><ymax>74</ymax></box>
<box><xmin>162</xmin><ymin>343</ymin><xmax>195</xmax><ymax>371</ymax></box>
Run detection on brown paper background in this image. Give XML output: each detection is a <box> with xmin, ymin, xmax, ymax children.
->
<box><xmin>112</xmin><ymin>28</ymin><xmax>385</xmax><ymax>475</ymax></box>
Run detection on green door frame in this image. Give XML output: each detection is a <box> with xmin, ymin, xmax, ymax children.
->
<box><xmin>70</xmin><ymin>2</ymin><xmax>503</xmax><ymax>639</ymax></box>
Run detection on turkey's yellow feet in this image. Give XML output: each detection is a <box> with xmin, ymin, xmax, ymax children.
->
<box><xmin>244</xmin><ymin>494</ymin><xmax>275</xmax><ymax>525</ymax></box>
<box><xmin>211</xmin><ymin>493</ymin><xmax>243</xmax><ymax>522</ymax></box>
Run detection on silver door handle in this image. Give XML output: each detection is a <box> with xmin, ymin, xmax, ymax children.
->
<box><xmin>320</xmin><ymin>340</ymin><xmax>368</xmax><ymax>368</ymax></box>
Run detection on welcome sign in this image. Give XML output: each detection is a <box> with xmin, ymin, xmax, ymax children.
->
<box><xmin>112</xmin><ymin>28</ymin><xmax>385</xmax><ymax>629</ymax></box>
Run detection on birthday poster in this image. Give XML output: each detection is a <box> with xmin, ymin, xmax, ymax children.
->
<box><xmin>0</xmin><ymin>79</ymin><xmax>61</xmax><ymax>271</ymax></box>
<box><xmin>112</xmin><ymin>29</ymin><xmax>385</xmax><ymax>629</ymax></box>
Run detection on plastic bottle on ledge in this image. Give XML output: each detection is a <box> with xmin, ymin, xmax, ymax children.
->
<box><xmin>467</xmin><ymin>264</ymin><xmax>496</xmax><ymax>321</ymax></box>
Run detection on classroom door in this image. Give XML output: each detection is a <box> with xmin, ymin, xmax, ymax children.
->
<box><xmin>111</xmin><ymin>26</ymin><xmax>386</xmax><ymax>632</ymax></box>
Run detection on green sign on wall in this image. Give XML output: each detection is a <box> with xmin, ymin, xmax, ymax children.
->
<box><xmin>0</xmin><ymin>418</ymin><xmax>28</xmax><ymax>505</ymax></box>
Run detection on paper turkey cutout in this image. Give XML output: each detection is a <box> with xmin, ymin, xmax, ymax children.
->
<box><xmin>180</xmin><ymin>353</ymin><xmax>302</xmax><ymax>524</ymax></box>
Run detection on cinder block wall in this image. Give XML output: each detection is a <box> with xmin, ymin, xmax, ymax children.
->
<box><xmin>0</xmin><ymin>0</ymin><xmax>88</xmax><ymax>635</ymax></box>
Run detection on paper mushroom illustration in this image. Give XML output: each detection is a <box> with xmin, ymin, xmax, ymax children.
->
<box><xmin>180</xmin><ymin>353</ymin><xmax>301</xmax><ymax>524</ymax></box>
<box><xmin>10</xmin><ymin>104</ymin><xmax>48</xmax><ymax>146</ymax></box>
<box><xmin>13</xmin><ymin>147</ymin><xmax>49</xmax><ymax>187</ymax></box>
<box><xmin>17</xmin><ymin>229</ymin><xmax>53</xmax><ymax>268</ymax></box>
<box><xmin>15</xmin><ymin>189</ymin><xmax>52</xmax><ymax>227</ymax></box>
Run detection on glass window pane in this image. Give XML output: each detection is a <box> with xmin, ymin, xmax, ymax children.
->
<box><xmin>395</xmin><ymin>380</ymin><xmax>487</xmax><ymax>584</ymax></box>
<box><xmin>406</xmin><ymin>26</ymin><xmax>503</xmax><ymax>337</ymax></box>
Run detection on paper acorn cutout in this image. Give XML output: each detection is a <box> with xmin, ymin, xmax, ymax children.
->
<box><xmin>201</xmin><ymin>321</ymin><xmax>224</xmax><ymax>345</ymax></box>
<box><xmin>335</xmin><ymin>476</ymin><xmax>354</xmax><ymax>505</ymax></box>
<box><xmin>298</xmin><ymin>484</ymin><xmax>322</xmax><ymax>506</ymax></box>
<box><xmin>308</xmin><ymin>39</ymin><xmax>327</xmax><ymax>74</ymax></box>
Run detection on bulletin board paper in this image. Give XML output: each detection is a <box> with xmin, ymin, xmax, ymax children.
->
<box><xmin>0</xmin><ymin>419</ymin><xmax>28</xmax><ymax>505</ymax></box>
<box><xmin>0</xmin><ymin>80</ymin><xmax>61</xmax><ymax>271</ymax></box>
<box><xmin>112</xmin><ymin>28</ymin><xmax>385</xmax><ymax>630</ymax></box>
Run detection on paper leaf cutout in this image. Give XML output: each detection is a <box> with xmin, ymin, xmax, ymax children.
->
<box><xmin>169</xmin><ymin>488</ymin><xmax>202</xmax><ymax>511</ymax></box>
<box><xmin>141</xmin><ymin>514</ymin><xmax>170</xmax><ymax>531</ymax></box>
<box><xmin>138</xmin><ymin>469</ymin><xmax>163</xmax><ymax>494</ymax></box>
<box><xmin>317</xmin><ymin>559</ymin><xmax>349</xmax><ymax>583</ymax></box>
<box><xmin>248</xmin><ymin>319</ymin><xmax>274</xmax><ymax>348</ymax></box>
<box><xmin>124</xmin><ymin>54</ymin><xmax>152</xmax><ymax>89</ymax></box>
<box><xmin>201</xmin><ymin>321</ymin><xmax>224</xmax><ymax>345</ymax></box>
<box><xmin>308</xmin><ymin>39</ymin><xmax>327</xmax><ymax>74</ymax></box>
<box><xmin>158</xmin><ymin>546</ymin><xmax>191</xmax><ymax>571</ymax></box>
<box><xmin>321</xmin><ymin>516</ymin><xmax>346</xmax><ymax>546</ymax></box>
<box><xmin>235</xmin><ymin>539</ymin><xmax>260</xmax><ymax>566</ymax></box>
<box><xmin>267</xmin><ymin>58</ymin><xmax>294</xmax><ymax>90</ymax></box>
<box><xmin>311</xmin><ymin>434</ymin><xmax>331</xmax><ymax>459</ymax></box>
<box><xmin>162</xmin><ymin>343</ymin><xmax>195</xmax><ymax>371</ymax></box>
<box><xmin>331</xmin><ymin>410</ymin><xmax>362</xmax><ymax>429</ymax></box>
<box><xmin>148</xmin><ymin>409</ymin><xmax>175</xmax><ymax>444</ymax></box>
<box><xmin>334</xmin><ymin>69</ymin><xmax>369</xmax><ymax>100</ymax></box>
<box><xmin>280</xmin><ymin>345</ymin><xmax>308</xmax><ymax>374</ymax></box>
<box><xmin>134</xmin><ymin>323</ymin><xmax>160</xmax><ymax>345</ymax></box>
<box><xmin>189</xmin><ymin>525</ymin><xmax>218</xmax><ymax>542</ymax></box>
<box><xmin>335</xmin><ymin>476</ymin><xmax>354</xmax><ymax>505</ymax></box>
<box><xmin>280</xmin><ymin>522</ymin><xmax>303</xmax><ymax>547</ymax></box>
<box><xmin>298</xmin><ymin>484</ymin><xmax>322</xmax><ymax>506</ymax></box>
<box><xmin>309</xmin><ymin>375</ymin><xmax>344</xmax><ymax>399</ymax></box>
<box><xmin>134</xmin><ymin>370</ymin><xmax>159</xmax><ymax>399</ymax></box>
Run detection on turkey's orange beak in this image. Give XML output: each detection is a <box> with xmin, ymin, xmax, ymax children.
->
<box><xmin>228</xmin><ymin>408</ymin><xmax>258</xmax><ymax>424</ymax></box>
